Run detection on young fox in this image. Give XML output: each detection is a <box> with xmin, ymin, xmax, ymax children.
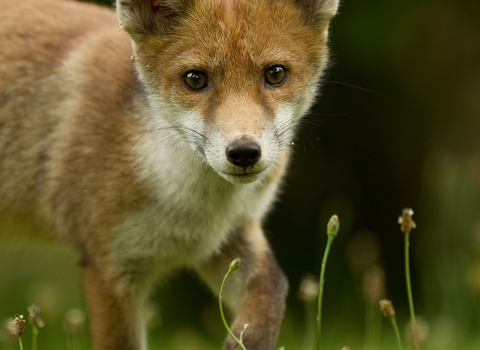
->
<box><xmin>0</xmin><ymin>0</ymin><xmax>338</xmax><ymax>349</ymax></box>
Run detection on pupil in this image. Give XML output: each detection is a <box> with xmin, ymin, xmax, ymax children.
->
<box><xmin>185</xmin><ymin>71</ymin><xmax>206</xmax><ymax>90</ymax></box>
<box><xmin>267</xmin><ymin>66</ymin><xmax>285</xmax><ymax>84</ymax></box>
<box><xmin>271</xmin><ymin>68</ymin><xmax>280</xmax><ymax>79</ymax></box>
<box><xmin>189</xmin><ymin>73</ymin><xmax>200</xmax><ymax>85</ymax></box>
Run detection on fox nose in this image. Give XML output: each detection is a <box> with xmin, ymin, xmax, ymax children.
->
<box><xmin>226</xmin><ymin>141</ymin><xmax>261</xmax><ymax>170</ymax></box>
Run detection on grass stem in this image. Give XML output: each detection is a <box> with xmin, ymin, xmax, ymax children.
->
<box><xmin>31</xmin><ymin>325</ymin><xmax>38</xmax><ymax>350</ymax></box>
<box><xmin>404</xmin><ymin>231</ymin><xmax>418</xmax><ymax>348</ymax></box>
<box><xmin>219</xmin><ymin>258</ymin><xmax>247</xmax><ymax>350</ymax></box>
<box><xmin>315</xmin><ymin>234</ymin><xmax>334</xmax><ymax>350</ymax></box>
<box><xmin>391</xmin><ymin>317</ymin><xmax>402</xmax><ymax>350</ymax></box>
<box><xmin>17</xmin><ymin>337</ymin><xmax>24</xmax><ymax>350</ymax></box>
<box><xmin>302</xmin><ymin>301</ymin><xmax>316</xmax><ymax>350</ymax></box>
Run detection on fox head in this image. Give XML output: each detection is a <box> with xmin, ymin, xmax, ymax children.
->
<box><xmin>117</xmin><ymin>0</ymin><xmax>338</xmax><ymax>184</ymax></box>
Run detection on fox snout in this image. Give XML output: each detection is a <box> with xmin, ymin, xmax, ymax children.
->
<box><xmin>205</xmin><ymin>129</ymin><xmax>276</xmax><ymax>184</ymax></box>
<box><xmin>200</xmin><ymin>99</ymin><xmax>281</xmax><ymax>184</ymax></box>
<box><xmin>226</xmin><ymin>138</ymin><xmax>262</xmax><ymax>170</ymax></box>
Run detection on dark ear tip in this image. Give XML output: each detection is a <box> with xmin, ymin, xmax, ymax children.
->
<box><xmin>117</xmin><ymin>0</ymin><xmax>181</xmax><ymax>37</ymax></box>
<box><xmin>294</xmin><ymin>0</ymin><xmax>339</xmax><ymax>18</ymax></box>
<box><xmin>150</xmin><ymin>0</ymin><xmax>176</xmax><ymax>17</ymax></box>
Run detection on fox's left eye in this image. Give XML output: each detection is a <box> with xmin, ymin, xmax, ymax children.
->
<box><xmin>184</xmin><ymin>70</ymin><xmax>208</xmax><ymax>91</ymax></box>
<box><xmin>265</xmin><ymin>65</ymin><xmax>287</xmax><ymax>86</ymax></box>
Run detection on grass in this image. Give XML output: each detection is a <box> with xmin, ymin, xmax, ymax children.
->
<box><xmin>1</xmin><ymin>207</ymin><xmax>480</xmax><ymax>350</ymax></box>
<box><xmin>218</xmin><ymin>258</ymin><xmax>247</xmax><ymax>350</ymax></box>
<box><xmin>315</xmin><ymin>214</ymin><xmax>339</xmax><ymax>350</ymax></box>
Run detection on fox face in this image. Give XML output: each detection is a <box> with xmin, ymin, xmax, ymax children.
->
<box><xmin>119</xmin><ymin>0</ymin><xmax>337</xmax><ymax>184</ymax></box>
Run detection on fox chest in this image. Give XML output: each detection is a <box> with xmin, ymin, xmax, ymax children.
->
<box><xmin>109</xmin><ymin>179</ymin><xmax>277</xmax><ymax>275</ymax></box>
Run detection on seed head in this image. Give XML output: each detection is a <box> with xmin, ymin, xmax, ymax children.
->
<box><xmin>63</xmin><ymin>308</ymin><xmax>86</xmax><ymax>335</ymax></box>
<box><xmin>405</xmin><ymin>317</ymin><xmax>429</xmax><ymax>349</ymax></box>
<box><xmin>229</xmin><ymin>258</ymin><xmax>241</xmax><ymax>272</ymax></box>
<box><xmin>398</xmin><ymin>208</ymin><xmax>416</xmax><ymax>233</ymax></box>
<box><xmin>239</xmin><ymin>323</ymin><xmax>250</xmax><ymax>343</ymax></box>
<box><xmin>379</xmin><ymin>299</ymin><xmax>396</xmax><ymax>320</ymax></box>
<box><xmin>327</xmin><ymin>214</ymin><xmax>340</xmax><ymax>238</ymax></box>
<box><xmin>27</xmin><ymin>304</ymin><xmax>45</xmax><ymax>328</ymax></box>
<box><xmin>10</xmin><ymin>315</ymin><xmax>25</xmax><ymax>337</ymax></box>
<box><xmin>363</xmin><ymin>265</ymin><xmax>386</xmax><ymax>303</ymax></box>
<box><xmin>297</xmin><ymin>273</ymin><xmax>319</xmax><ymax>302</ymax></box>
<box><xmin>0</xmin><ymin>319</ymin><xmax>16</xmax><ymax>345</ymax></box>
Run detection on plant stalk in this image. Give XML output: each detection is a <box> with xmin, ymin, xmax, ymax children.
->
<box><xmin>31</xmin><ymin>325</ymin><xmax>38</xmax><ymax>350</ymax></box>
<box><xmin>404</xmin><ymin>231</ymin><xmax>418</xmax><ymax>348</ymax></box>
<box><xmin>219</xmin><ymin>262</ymin><xmax>247</xmax><ymax>350</ymax></box>
<box><xmin>18</xmin><ymin>337</ymin><xmax>24</xmax><ymax>350</ymax></box>
<box><xmin>391</xmin><ymin>318</ymin><xmax>403</xmax><ymax>350</ymax></box>
<box><xmin>315</xmin><ymin>235</ymin><xmax>334</xmax><ymax>350</ymax></box>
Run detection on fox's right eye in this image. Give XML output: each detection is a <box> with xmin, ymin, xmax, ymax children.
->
<box><xmin>265</xmin><ymin>65</ymin><xmax>287</xmax><ymax>87</ymax></box>
<box><xmin>183</xmin><ymin>70</ymin><xmax>208</xmax><ymax>91</ymax></box>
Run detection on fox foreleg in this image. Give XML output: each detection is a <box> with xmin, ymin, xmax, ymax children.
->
<box><xmin>83</xmin><ymin>261</ymin><xmax>148</xmax><ymax>350</ymax></box>
<box><xmin>196</xmin><ymin>221</ymin><xmax>288</xmax><ymax>350</ymax></box>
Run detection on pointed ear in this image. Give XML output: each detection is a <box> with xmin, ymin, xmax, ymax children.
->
<box><xmin>295</xmin><ymin>0</ymin><xmax>339</xmax><ymax>29</ymax></box>
<box><xmin>116</xmin><ymin>0</ymin><xmax>191</xmax><ymax>39</ymax></box>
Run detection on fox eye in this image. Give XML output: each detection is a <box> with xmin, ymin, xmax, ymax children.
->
<box><xmin>265</xmin><ymin>65</ymin><xmax>287</xmax><ymax>86</ymax></box>
<box><xmin>183</xmin><ymin>70</ymin><xmax>208</xmax><ymax>91</ymax></box>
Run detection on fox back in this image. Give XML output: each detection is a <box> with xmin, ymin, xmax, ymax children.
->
<box><xmin>0</xmin><ymin>0</ymin><xmax>338</xmax><ymax>349</ymax></box>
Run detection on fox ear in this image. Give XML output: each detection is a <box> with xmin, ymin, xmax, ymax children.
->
<box><xmin>116</xmin><ymin>0</ymin><xmax>190</xmax><ymax>38</ymax></box>
<box><xmin>295</xmin><ymin>0</ymin><xmax>339</xmax><ymax>29</ymax></box>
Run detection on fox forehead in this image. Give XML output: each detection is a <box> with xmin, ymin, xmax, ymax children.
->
<box><xmin>135</xmin><ymin>0</ymin><xmax>327</xmax><ymax>104</ymax></box>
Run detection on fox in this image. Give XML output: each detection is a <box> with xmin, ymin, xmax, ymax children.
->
<box><xmin>0</xmin><ymin>0</ymin><xmax>338</xmax><ymax>349</ymax></box>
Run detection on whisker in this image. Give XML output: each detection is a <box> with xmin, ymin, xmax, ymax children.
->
<box><xmin>307</xmin><ymin>113</ymin><xmax>350</xmax><ymax>118</ymax></box>
<box><xmin>323</xmin><ymin>80</ymin><xmax>383</xmax><ymax>95</ymax></box>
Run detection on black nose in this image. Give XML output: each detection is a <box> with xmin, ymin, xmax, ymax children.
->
<box><xmin>226</xmin><ymin>141</ymin><xmax>261</xmax><ymax>170</ymax></box>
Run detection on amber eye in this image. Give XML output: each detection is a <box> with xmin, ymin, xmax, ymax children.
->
<box><xmin>183</xmin><ymin>70</ymin><xmax>208</xmax><ymax>91</ymax></box>
<box><xmin>265</xmin><ymin>65</ymin><xmax>287</xmax><ymax>86</ymax></box>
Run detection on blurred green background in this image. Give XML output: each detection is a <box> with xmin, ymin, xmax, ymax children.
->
<box><xmin>2</xmin><ymin>0</ymin><xmax>480</xmax><ymax>349</ymax></box>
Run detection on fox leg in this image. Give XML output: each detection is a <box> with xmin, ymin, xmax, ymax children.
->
<box><xmin>83</xmin><ymin>262</ymin><xmax>147</xmax><ymax>350</ymax></box>
<box><xmin>196</xmin><ymin>221</ymin><xmax>289</xmax><ymax>350</ymax></box>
